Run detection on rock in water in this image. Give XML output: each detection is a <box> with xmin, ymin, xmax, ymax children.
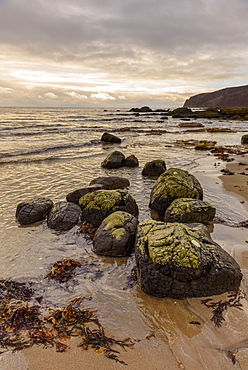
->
<box><xmin>93</xmin><ymin>211</ymin><xmax>138</xmax><ymax>256</ymax></box>
<box><xmin>135</xmin><ymin>220</ymin><xmax>242</xmax><ymax>299</ymax></box>
<box><xmin>79</xmin><ymin>189</ymin><xmax>139</xmax><ymax>228</ymax></box>
<box><xmin>164</xmin><ymin>198</ymin><xmax>215</xmax><ymax>224</ymax></box>
<box><xmin>101</xmin><ymin>151</ymin><xmax>125</xmax><ymax>169</ymax></box>
<box><xmin>123</xmin><ymin>154</ymin><xmax>139</xmax><ymax>167</ymax></box>
<box><xmin>47</xmin><ymin>201</ymin><xmax>81</xmax><ymax>231</ymax></box>
<box><xmin>16</xmin><ymin>197</ymin><xmax>53</xmax><ymax>225</ymax></box>
<box><xmin>101</xmin><ymin>132</ymin><xmax>122</xmax><ymax>143</ymax></box>
<box><xmin>149</xmin><ymin>168</ymin><xmax>203</xmax><ymax>220</ymax></box>
<box><xmin>89</xmin><ymin>176</ymin><xmax>130</xmax><ymax>189</ymax></box>
<box><xmin>142</xmin><ymin>160</ymin><xmax>166</xmax><ymax>178</ymax></box>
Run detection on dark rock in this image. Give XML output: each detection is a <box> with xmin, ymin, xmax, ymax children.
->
<box><xmin>79</xmin><ymin>189</ymin><xmax>139</xmax><ymax>228</ymax></box>
<box><xmin>149</xmin><ymin>168</ymin><xmax>203</xmax><ymax>220</ymax></box>
<box><xmin>184</xmin><ymin>84</ymin><xmax>248</xmax><ymax>108</ymax></box>
<box><xmin>66</xmin><ymin>185</ymin><xmax>104</xmax><ymax>204</ymax></box>
<box><xmin>142</xmin><ymin>160</ymin><xmax>166</xmax><ymax>178</ymax></box>
<box><xmin>101</xmin><ymin>151</ymin><xmax>125</xmax><ymax>169</ymax></box>
<box><xmin>178</xmin><ymin>122</ymin><xmax>204</xmax><ymax>128</ymax></box>
<box><xmin>130</xmin><ymin>106</ymin><xmax>153</xmax><ymax>112</ymax></box>
<box><xmin>90</xmin><ymin>176</ymin><xmax>130</xmax><ymax>189</ymax></box>
<box><xmin>101</xmin><ymin>132</ymin><xmax>121</xmax><ymax>143</ymax></box>
<box><xmin>123</xmin><ymin>154</ymin><xmax>139</xmax><ymax>167</ymax></box>
<box><xmin>16</xmin><ymin>197</ymin><xmax>53</xmax><ymax>225</ymax></box>
<box><xmin>93</xmin><ymin>211</ymin><xmax>138</xmax><ymax>256</ymax></box>
<box><xmin>164</xmin><ymin>198</ymin><xmax>216</xmax><ymax>224</ymax></box>
<box><xmin>47</xmin><ymin>201</ymin><xmax>81</xmax><ymax>231</ymax></box>
<box><xmin>135</xmin><ymin>220</ymin><xmax>242</xmax><ymax>299</ymax></box>
<box><xmin>241</xmin><ymin>134</ymin><xmax>248</xmax><ymax>144</ymax></box>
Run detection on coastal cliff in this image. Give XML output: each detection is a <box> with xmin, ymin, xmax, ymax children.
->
<box><xmin>184</xmin><ymin>85</ymin><xmax>248</xmax><ymax>108</ymax></box>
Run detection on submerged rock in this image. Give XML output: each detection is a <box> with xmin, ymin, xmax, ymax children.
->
<box><xmin>47</xmin><ymin>201</ymin><xmax>81</xmax><ymax>231</ymax></box>
<box><xmin>101</xmin><ymin>132</ymin><xmax>122</xmax><ymax>143</ymax></box>
<box><xmin>101</xmin><ymin>151</ymin><xmax>125</xmax><ymax>169</ymax></box>
<box><xmin>16</xmin><ymin>197</ymin><xmax>53</xmax><ymax>225</ymax></box>
<box><xmin>142</xmin><ymin>160</ymin><xmax>166</xmax><ymax>178</ymax></box>
<box><xmin>89</xmin><ymin>176</ymin><xmax>130</xmax><ymax>189</ymax></box>
<box><xmin>79</xmin><ymin>189</ymin><xmax>139</xmax><ymax>228</ymax></box>
<box><xmin>164</xmin><ymin>198</ymin><xmax>215</xmax><ymax>224</ymax></box>
<box><xmin>93</xmin><ymin>211</ymin><xmax>138</xmax><ymax>256</ymax></box>
<box><xmin>149</xmin><ymin>168</ymin><xmax>203</xmax><ymax>220</ymax></box>
<box><xmin>135</xmin><ymin>220</ymin><xmax>242</xmax><ymax>299</ymax></box>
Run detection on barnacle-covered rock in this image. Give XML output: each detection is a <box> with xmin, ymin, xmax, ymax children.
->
<box><xmin>135</xmin><ymin>220</ymin><xmax>242</xmax><ymax>299</ymax></box>
<box><xmin>93</xmin><ymin>211</ymin><xmax>138</xmax><ymax>256</ymax></box>
<box><xmin>16</xmin><ymin>197</ymin><xmax>53</xmax><ymax>225</ymax></box>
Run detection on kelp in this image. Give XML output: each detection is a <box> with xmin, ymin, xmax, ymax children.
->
<box><xmin>201</xmin><ymin>289</ymin><xmax>245</xmax><ymax>327</ymax></box>
<box><xmin>77</xmin><ymin>221</ymin><xmax>97</xmax><ymax>240</ymax></box>
<box><xmin>45</xmin><ymin>259</ymin><xmax>81</xmax><ymax>282</ymax></box>
<box><xmin>0</xmin><ymin>293</ymin><xmax>133</xmax><ymax>364</ymax></box>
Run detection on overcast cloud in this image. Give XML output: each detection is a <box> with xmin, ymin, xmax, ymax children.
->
<box><xmin>0</xmin><ymin>0</ymin><xmax>248</xmax><ymax>107</ymax></box>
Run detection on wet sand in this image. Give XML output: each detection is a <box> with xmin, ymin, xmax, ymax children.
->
<box><xmin>1</xmin><ymin>154</ymin><xmax>248</xmax><ymax>370</ymax></box>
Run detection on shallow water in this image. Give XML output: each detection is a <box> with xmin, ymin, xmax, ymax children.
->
<box><xmin>0</xmin><ymin>106</ymin><xmax>248</xmax><ymax>336</ymax></box>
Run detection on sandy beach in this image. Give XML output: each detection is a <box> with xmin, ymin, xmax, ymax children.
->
<box><xmin>1</xmin><ymin>153</ymin><xmax>248</xmax><ymax>370</ymax></box>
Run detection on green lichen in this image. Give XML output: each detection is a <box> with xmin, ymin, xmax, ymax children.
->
<box><xmin>137</xmin><ymin>220</ymin><xmax>201</xmax><ymax>268</ymax></box>
<box><xmin>102</xmin><ymin>211</ymin><xmax>129</xmax><ymax>240</ymax></box>
<box><xmin>165</xmin><ymin>198</ymin><xmax>215</xmax><ymax>223</ymax></box>
<box><xmin>79</xmin><ymin>189</ymin><xmax>127</xmax><ymax>210</ymax></box>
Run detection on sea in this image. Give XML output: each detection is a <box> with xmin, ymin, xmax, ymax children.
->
<box><xmin>0</xmin><ymin>106</ymin><xmax>248</xmax><ymax>338</ymax></box>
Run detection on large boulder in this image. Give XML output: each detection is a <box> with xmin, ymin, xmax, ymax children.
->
<box><xmin>101</xmin><ymin>151</ymin><xmax>125</xmax><ymax>169</ymax></box>
<box><xmin>66</xmin><ymin>184</ymin><xmax>104</xmax><ymax>204</ymax></box>
<box><xmin>16</xmin><ymin>197</ymin><xmax>53</xmax><ymax>225</ymax></box>
<box><xmin>149</xmin><ymin>168</ymin><xmax>203</xmax><ymax>220</ymax></box>
<box><xmin>47</xmin><ymin>201</ymin><xmax>81</xmax><ymax>231</ymax></box>
<box><xmin>135</xmin><ymin>220</ymin><xmax>242</xmax><ymax>299</ymax></box>
<box><xmin>93</xmin><ymin>211</ymin><xmax>138</xmax><ymax>256</ymax></box>
<box><xmin>164</xmin><ymin>198</ymin><xmax>216</xmax><ymax>224</ymax></box>
<box><xmin>101</xmin><ymin>132</ymin><xmax>121</xmax><ymax>143</ymax></box>
<box><xmin>89</xmin><ymin>176</ymin><xmax>130</xmax><ymax>189</ymax></box>
<box><xmin>79</xmin><ymin>189</ymin><xmax>139</xmax><ymax>228</ymax></box>
<box><xmin>142</xmin><ymin>160</ymin><xmax>166</xmax><ymax>178</ymax></box>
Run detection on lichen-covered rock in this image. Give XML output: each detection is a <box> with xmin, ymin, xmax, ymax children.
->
<box><xmin>89</xmin><ymin>176</ymin><xmax>130</xmax><ymax>189</ymax></box>
<box><xmin>123</xmin><ymin>154</ymin><xmax>139</xmax><ymax>167</ymax></box>
<box><xmin>149</xmin><ymin>168</ymin><xmax>203</xmax><ymax>220</ymax></box>
<box><xmin>164</xmin><ymin>198</ymin><xmax>215</xmax><ymax>224</ymax></box>
<box><xmin>66</xmin><ymin>184</ymin><xmax>104</xmax><ymax>204</ymax></box>
<box><xmin>101</xmin><ymin>132</ymin><xmax>121</xmax><ymax>143</ymax></box>
<box><xmin>241</xmin><ymin>134</ymin><xmax>248</xmax><ymax>144</ymax></box>
<box><xmin>135</xmin><ymin>220</ymin><xmax>242</xmax><ymax>299</ymax></box>
<box><xmin>93</xmin><ymin>211</ymin><xmax>138</xmax><ymax>256</ymax></box>
<box><xmin>16</xmin><ymin>197</ymin><xmax>53</xmax><ymax>225</ymax></box>
<box><xmin>142</xmin><ymin>160</ymin><xmax>166</xmax><ymax>178</ymax></box>
<box><xmin>47</xmin><ymin>201</ymin><xmax>81</xmax><ymax>231</ymax></box>
<box><xmin>101</xmin><ymin>151</ymin><xmax>125</xmax><ymax>169</ymax></box>
<box><xmin>79</xmin><ymin>189</ymin><xmax>139</xmax><ymax>228</ymax></box>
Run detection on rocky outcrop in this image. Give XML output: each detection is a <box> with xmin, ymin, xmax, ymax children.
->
<box><xmin>142</xmin><ymin>160</ymin><xmax>166</xmax><ymax>178</ymax></box>
<box><xmin>47</xmin><ymin>201</ymin><xmax>81</xmax><ymax>231</ymax></box>
<box><xmin>16</xmin><ymin>197</ymin><xmax>53</xmax><ymax>225</ymax></box>
<box><xmin>79</xmin><ymin>189</ymin><xmax>139</xmax><ymax>228</ymax></box>
<box><xmin>164</xmin><ymin>198</ymin><xmax>215</xmax><ymax>224</ymax></box>
<box><xmin>184</xmin><ymin>84</ymin><xmax>248</xmax><ymax>108</ymax></box>
<box><xmin>135</xmin><ymin>220</ymin><xmax>242</xmax><ymax>299</ymax></box>
<box><xmin>93</xmin><ymin>211</ymin><xmax>138</xmax><ymax>256</ymax></box>
<box><xmin>149</xmin><ymin>168</ymin><xmax>203</xmax><ymax>220</ymax></box>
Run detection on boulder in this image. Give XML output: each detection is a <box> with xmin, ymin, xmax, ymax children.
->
<box><xmin>123</xmin><ymin>154</ymin><xmax>139</xmax><ymax>167</ymax></box>
<box><xmin>241</xmin><ymin>134</ymin><xmax>248</xmax><ymax>145</ymax></box>
<box><xmin>89</xmin><ymin>176</ymin><xmax>130</xmax><ymax>189</ymax></box>
<box><xmin>79</xmin><ymin>189</ymin><xmax>139</xmax><ymax>228</ymax></box>
<box><xmin>47</xmin><ymin>201</ymin><xmax>81</xmax><ymax>231</ymax></box>
<box><xmin>164</xmin><ymin>198</ymin><xmax>216</xmax><ymax>224</ymax></box>
<box><xmin>93</xmin><ymin>211</ymin><xmax>138</xmax><ymax>256</ymax></box>
<box><xmin>101</xmin><ymin>151</ymin><xmax>125</xmax><ymax>169</ymax></box>
<box><xmin>142</xmin><ymin>160</ymin><xmax>166</xmax><ymax>178</ymax></box>
<box><xmin>16</xmin><ymin>197</ymin><xmax>53</xmax><ymax>225</ymax></box>
<box><xmin>66</xmin><ymin>184</ymin><xmax>104</xmax><ymax>204</ymax></box>
<box><xmin>135</xmin><ymin>220</ymin><xmax>242</xmax><ymax>299</ymax></box>
<box><xmin>178</xmin><ymin>122</ymin><xmax>204</xmax><ymax>128</ymax></box>
<box><xmin>101</xmin><ymin>132</ymin><xmax>121</xmax><ymax>143</ymax></box>
<box><xmin>149</xmin><ymin>168</ymin><xmax>203</xmax><ymax>220</ymax></box>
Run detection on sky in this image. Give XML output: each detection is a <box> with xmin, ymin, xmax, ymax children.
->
<box><xmin>1</xmin><ymin>0</ymin><xmax>248</xmax><ymax>108</ymax></box>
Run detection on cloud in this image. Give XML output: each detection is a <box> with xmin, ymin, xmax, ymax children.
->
<box><xmin>90</xmin><ymin>92</ymin><xmax>115</xmax><ymax>100</ymax></box>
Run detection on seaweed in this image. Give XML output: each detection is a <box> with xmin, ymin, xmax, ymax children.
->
<box><xmin>201</xmin><ymin>289</ymin><xmax>245</xmax><ymax>327</ymax></box>
<box><xmin>45</xmin><ymin>259</ymin><xmax>81</xmax><ymax>282</ymax></box>
<box><xmin>77</xmin><ymin>221</ymin><xmax>97</xmax><ymax>240</ymax></box>
<box><xmin>0</xmin><ymin>280</ymin><xmax>34</xmax><ymax>301</ymax></box>
<box><xmin>123</xmin><ymin>267</ymin><xmax>138</xmax><ymax>290</ymax></box>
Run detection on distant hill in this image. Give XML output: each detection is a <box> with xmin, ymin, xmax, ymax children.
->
<box><xmin>183</xmin><ymin>85</ymin><xmax>248</xmax><ymax>108</ymax></box>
